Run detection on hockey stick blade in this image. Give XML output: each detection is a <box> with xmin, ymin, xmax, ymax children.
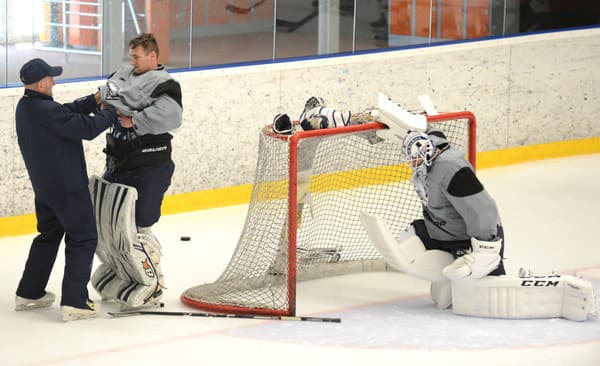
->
<box><xmin>108</xmin><ymin>310</ymin><xmax>341</xmax><ymax>323</ymax></box>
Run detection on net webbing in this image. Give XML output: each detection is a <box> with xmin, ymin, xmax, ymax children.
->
<box><xmin>182</xmin><ymin>117</ymin><xmax>473</xmax><ymax>315</ymax></box>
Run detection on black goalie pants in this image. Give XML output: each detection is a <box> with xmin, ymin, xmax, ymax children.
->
<box><xmin>412</xmin><ymin>219</ymin><xmax>506</xmax><ymax>276</ymax></box>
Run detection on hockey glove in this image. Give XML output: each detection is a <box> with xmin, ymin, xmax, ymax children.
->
<box><xmin>272</xmin><ymin>113</ymin><xmax>293</xmax><ymax>135</ymax></box>
<box><xmin>443</xmin><ymin>237</ymin><xmax>502</xmax><ymax>280</ymax></box>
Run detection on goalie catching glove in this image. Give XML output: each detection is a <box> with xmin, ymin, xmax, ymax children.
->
<box><xmin>298</xmin><ymin>96</ymin><xmax>325</xmax><ymax>130</ymax></box>
<box><xmin>443</xmin><ymin>237</ymin><xmax>502</xmax><ymax>280</ymax></box>
<box><xmin>272</xmin><ymin>113</ymin><xmax>293</xmax><ymax>135</ymax></box>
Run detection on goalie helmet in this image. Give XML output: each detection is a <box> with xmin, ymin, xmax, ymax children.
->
<box><xmin>402</xmin><ymin>131</ymin><xmax>437</xmax><ymax>167</ymax></box>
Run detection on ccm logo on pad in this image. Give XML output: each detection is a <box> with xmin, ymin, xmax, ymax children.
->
<box><xmin>520</xmin><ymin>280</ymin><xmax>560</xmax><ymax>287</ymax></box>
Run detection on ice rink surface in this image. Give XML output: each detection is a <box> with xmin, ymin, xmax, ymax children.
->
<box><xmin>1</xmin><ymin>154</ymin><xmax>599</xmax><ymax>366</ymax></box>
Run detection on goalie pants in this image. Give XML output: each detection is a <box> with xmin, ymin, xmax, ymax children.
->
<box><xmin>103</xmin><ymin>159</ymin><xmax>175</xmax><ymax>228</ymax></box>
<box><xmin>16</xmin><ymin>188</ymin><xmax>97</xmax><ymax>308</ymax></box>
<box><xmin>412</xmin><ymin>219</ymin><xmax>506</xmax><ymax>276</ymax></box>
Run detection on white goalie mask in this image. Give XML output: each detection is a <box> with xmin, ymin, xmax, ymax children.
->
<box><xmin>402</xmin><ymin>131</ymin><xmax>437</xmax><ymax>168</ymax></box>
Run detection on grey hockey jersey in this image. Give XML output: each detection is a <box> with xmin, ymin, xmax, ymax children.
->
<box><xmin>418</xmin><ymin>145</ymin><xmax>500</xmax><ymax>242</ymax></box>
<box><xmin>99</xmin><ymin>65</ymin><xmax>182</xmax><ymax>135</ymax></box>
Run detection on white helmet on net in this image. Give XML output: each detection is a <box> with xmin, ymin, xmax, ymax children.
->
<box><xmin>402</xmin><ymin>131</ymin><xmax>437</xmax><ymax>167</ymax></box>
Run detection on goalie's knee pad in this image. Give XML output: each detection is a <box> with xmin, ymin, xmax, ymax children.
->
<box><xmin>360</xmin><ymin>212</ymin><xmax>454</xmax><ymax>308</ymax></box>
<box><xmin>451</xmin><ymin>270</ymin><xmax>597</xmax><ymax>322</ymax></box>
<box><xmin>89</xmin><ymin>176</ymin><xmax>164</xmax><ymax>306</ymax></box>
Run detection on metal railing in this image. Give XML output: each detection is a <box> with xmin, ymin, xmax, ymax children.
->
<box><xmin>40</xmin><ymin>0</ymin><xmax>102</xmax><ymax>55</ymax></box>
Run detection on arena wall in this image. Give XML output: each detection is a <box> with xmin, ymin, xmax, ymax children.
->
<box><xmin>0</xmin><ymin>27</ymin><xmax>598</xmax><ymax>224</ymax></box>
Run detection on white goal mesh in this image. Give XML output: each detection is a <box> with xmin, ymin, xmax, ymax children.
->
<box><xmin>182</xmin><ymin>113</ymin><xmax>476</xmax><ymax>315</ymax></box>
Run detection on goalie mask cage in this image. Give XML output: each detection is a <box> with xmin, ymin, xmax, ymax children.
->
<box><xmin>182</xmin><ymin>111</ymin><xmax>476</xmax><ymax>316</ymax></box>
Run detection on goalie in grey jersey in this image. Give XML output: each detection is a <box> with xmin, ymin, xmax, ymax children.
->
<box><xmin>362</xmin><ymin>127</ymin><xmax>505</xmax><ymax>309</ymax></box>
<box><xmin>404</xmin><ymin>128</ymin><xmax>506</xmax><ymax>278</ymax></box>
<box><xmin>90</xmin><ymin>33</ymin><xmax>182</xmax><ymax>309</ymax></box>
<box><xmin>361</xmin><ymin>126</ymin><xmax>596</xmax><ymax>321</ymax></box>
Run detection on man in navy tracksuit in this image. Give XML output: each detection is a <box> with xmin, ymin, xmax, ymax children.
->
<box><xmin>14</xmin><ymin>58</ymin><xmax>118</xmax><ymax>321</ymax></box>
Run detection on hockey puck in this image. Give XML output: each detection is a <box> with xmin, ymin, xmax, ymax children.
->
<box><xmin>180</xmin><ymin>236</ymin><xmax>191</xmax><ymax>241</ymax></box>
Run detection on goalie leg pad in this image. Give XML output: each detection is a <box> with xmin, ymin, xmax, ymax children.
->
<box><xmin>430</xmin><ymin>281</ymin><xmax>452</xmax><ymax>310</ymax></box>
<box><xmin>91</xmin><ymin>264</ymin><xmax>162</xmax><ymax>307</ymax></box>
<box><xmin>360</xmin><ymin>212</ymin><xmax>454</xmax><ymax>308</ymax></box>
<box><xmin>452</xmin><ymin>272</ymin><xmax>597</xmax><ymax>321</ymax></box>
<box><xmin>89</xmin><ymin>176</ymin><xmax>164</xmax><ymax>304</ymax></box>
<box><xmin>360</xmin><ymin>212</ymin><xmax>454</xmax><ymax>282</ymax></box>
<box><xmin>89</xmin><ymin>175</ymin><xmax>138</xmax><ymax>268</ymax></box>
<box><xmin>137</xmin><ymin>228</ymin><xmax>165</xmax><ymax>289</ymax></box>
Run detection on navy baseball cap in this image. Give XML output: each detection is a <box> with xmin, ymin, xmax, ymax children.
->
<box><xmin>19</xmin><ymin>58</ymin><xmax>63</xmax><ymax>84</ymax></box>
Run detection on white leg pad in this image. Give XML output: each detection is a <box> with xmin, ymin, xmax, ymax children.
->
<box><xmin>452</xmin><ymin>273</ymin><xmax>598</xmax><ymax>321</ymax></box>
<box><xmin>431</xmin><ymin>282</ymin><xmax>452</xmax><ymax>310</ymax></box>
<box><xmin>89</xmin><ymin>176</ymin><xmax>163</xmax><ymax>306</ymax></box>
<box><xmin>360</xmin><ymin>211</ymin><xmax>454</xmax><ymax>308</ymax></box>
<box><xmin>91</xmin><ymin>264</ymin><xmax>162</xmax><ymax>307</ymax></box>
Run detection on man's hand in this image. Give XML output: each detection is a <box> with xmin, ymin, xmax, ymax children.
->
<box><xmin>95</xmin><ymin>91</ymin><xmax>110</xmax><ymax>109</ymax></box>
<box><xmin>119</xmin><ymin>114</ymin><xmax>134</xmax><ymax>128</ymax></box>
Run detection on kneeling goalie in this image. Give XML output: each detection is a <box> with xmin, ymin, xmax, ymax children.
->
<box><xmin>274</xmin><ymin>94</ymin><xmax>597</xmax><ymax>322</ymax></box>
<box><xmin>357</xmin><ymin>95</ymin><xmax>596</xmax><ymax>321</ymax></box>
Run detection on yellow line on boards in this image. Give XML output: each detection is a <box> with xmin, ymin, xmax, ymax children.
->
<box><xmin>1</xmin><ymin>136</ymin><xmax>599</xmax><ymax>238</ymax></box>
<box><xmin>477</xmin><ymin>136</ymin><xmax>600</xmax><ymax>169</ymax></box>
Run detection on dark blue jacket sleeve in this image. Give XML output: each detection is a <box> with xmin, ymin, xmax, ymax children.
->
<box><xmin>46</xmin><ymin>102</ymin><xmax>117</xmax><ymax>141</ymax></box>
<box><xmin>63</xmin><ymin>94</ymin><xmax>99</xmax><ymax>115</ymax></box>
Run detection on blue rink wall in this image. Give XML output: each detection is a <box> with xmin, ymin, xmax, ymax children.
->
<box><xmin>0</xmin><ymin>27</ymin><xmax>599</xmax><ymax>234</ymax></box>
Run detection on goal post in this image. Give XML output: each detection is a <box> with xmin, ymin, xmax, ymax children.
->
<box><xmin>181</xmin><ymin>111</ymin><xmax>476</xmax><ymax>316</ymax></box>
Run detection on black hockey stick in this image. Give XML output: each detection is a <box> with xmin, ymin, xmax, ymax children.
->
<box><xmin>226</xmin><ymin>0</ymin><xmax>267</xmax><ymax>15</ymax></box>
<box><xmin>108</xmin><ymin>310</ymin><xmax>341</xmax><ymax>323</ymax></box>
<box><xmin>276</xmin><ymin>10</ymin><xmax>318</xmax><ymax>33</ymax></box>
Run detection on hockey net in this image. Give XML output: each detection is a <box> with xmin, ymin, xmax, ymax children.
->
<box><xmin>182</xmin><ymin>112</ymin><xmax>476</xmax><ymax>316</ymax></box>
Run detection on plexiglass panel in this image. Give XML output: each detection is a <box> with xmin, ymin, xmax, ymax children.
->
<box><xmin>0</xmin><ymin>0</ymin><xmax>6</xmax><ymax>85</ymax></box>
<box><xmin>0</xmin><ymin>0</ymin><xmax>598</xmax><ymax>87</ymax></box>
<box><xmin>190</xmin><ymin>0</ymin><xmax>275</xmax><ymax>68</ymax></box>
<box><xmin>4</xmin><ymin>0</ymin><xmax>102</xmax><ymax>85</ymax></box>
<box><xmin>354</xmin><ymin>0</ymin><xmax>391</xmax><ymax>51</ymax></box>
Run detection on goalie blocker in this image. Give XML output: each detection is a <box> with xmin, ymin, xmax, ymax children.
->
<box><xmin>89</xmin><ymin>176</ymin><xmax>164</xmax><ymax>308</ymax></box>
